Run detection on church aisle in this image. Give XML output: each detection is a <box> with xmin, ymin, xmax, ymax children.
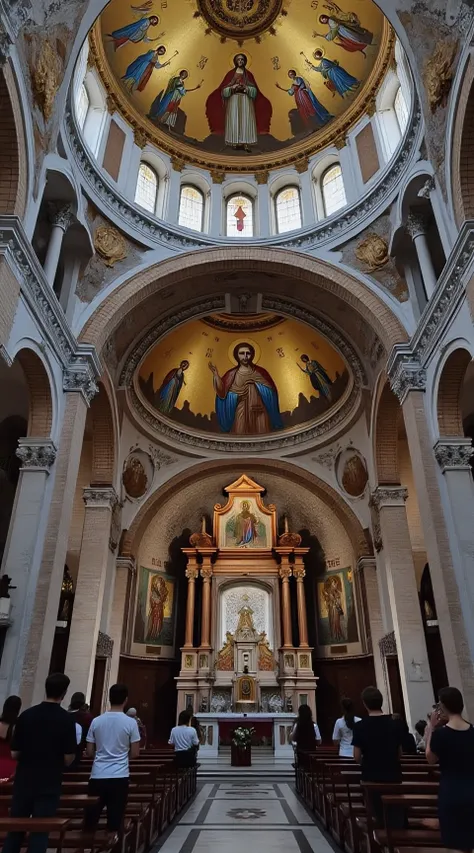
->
<box><xmin>154</xmin><ymin>781</ymin><xmax>335</xmax><ymax>853</ymax></box>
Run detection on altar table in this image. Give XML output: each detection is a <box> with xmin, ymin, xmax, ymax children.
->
<box><xmin>196</xmin><ymin>712</ymin><xmax>296</xmax><ymax>759</ymax></box>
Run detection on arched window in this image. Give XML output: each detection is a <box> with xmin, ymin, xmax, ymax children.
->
<box><xmin>321</xmin><ymin>165</ymin><xmax>346</xmax><ymax>217</ymax></box>
<box><xmin>394</xmin><ymin>85</ymin><xmax>409</xmax><ymax>134</ymax></box>
<box><xmin>226</xmin><ymin>194</ymin><xmax>254</xmax><ymax>237</ymax></box>
<box><xmin>178</xmin><ymin>185</ymin><xmax>205</xmax><ymax>232</ymax></box>
<box><xmin>275</xmin><ymin>186</ymin><xmax>302</xmax><ymax>233</ymax></box>
<box><xmin>76</xmin><ymin>83</ymin><xmax>90</xmax><ymax>130</ymax></box>
<box><xmin>134</xmin><ymin>163</ymin><xmax>158</xmax><ymax>213</ymax></box>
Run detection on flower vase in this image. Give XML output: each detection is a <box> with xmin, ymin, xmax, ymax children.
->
<box><xmin>231</xmin><ymin>744</ymin><xmax>252</xmax><ymax>766</ymax></box>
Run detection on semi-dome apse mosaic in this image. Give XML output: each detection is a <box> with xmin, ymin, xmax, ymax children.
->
<box><xmin>93</xmin><ymin>0</ymin><xmax>392</xmax><ymax>170</ymax></box>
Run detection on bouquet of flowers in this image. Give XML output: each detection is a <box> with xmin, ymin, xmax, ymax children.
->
<box><xmin>232</xmin><ymin>726</ymin><xmax>255</xmax><ymax>748</ymax></box>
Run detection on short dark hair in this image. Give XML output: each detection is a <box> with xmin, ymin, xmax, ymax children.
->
<box><xmin>45</xmin><ymin>673</ymin><xmax>70</xmax><ymax>699</ymax></box>
<box><xmin>439</xmin><ymin>686</ymin><xmax>464</xmax><ymax>715</ymax></box>
<box><xmin>415</xmin><ymin>719</ymin><xmax>427</xmax><ymax>737</ymax></box>
<box><xmin>233</xmin><ymin>342</ymin><xmax>255</xmax><ymax>363</ymax></box>
<box><xmin>178</xmin><ymin>710</ymin><xmax>192</xmax><ymax>725</ymax></box>
<box><xmin>69</xmin><ymin>691</ymin><xmax>86</xmax><ymax>710</ymax></box>
<box><xmin>361</xmin><ymin>686</ymin><xmax>383</xmax><ymax>711</ymax></box>
<box><xmin>109</xmin><ymin>683</ymin><xmax>128</xmax><ymax>706</ymax></box>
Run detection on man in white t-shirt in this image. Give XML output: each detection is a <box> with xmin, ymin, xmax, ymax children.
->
<box><xmin>84</xmin><ymin>683</ymin><xmax>140</xmax><ymax>839</ymax></box>
<box><xmin>169</xmin><ymin>710</ymin><xmax>199</xmax><ymax>767</ymax></box>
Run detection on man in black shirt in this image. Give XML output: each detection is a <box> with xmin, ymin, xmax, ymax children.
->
<box><xmin>2</xmin><ymin>672</ymin><xmax>77</xmax><ymax>853</ymax></box>
<box><xmin>352</xmin><ymin>686</ymin><xmax>404</xmax><ymax>828</ymax></box>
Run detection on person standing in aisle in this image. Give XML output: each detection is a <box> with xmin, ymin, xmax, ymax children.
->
<box><xmin>84</xmin><ymin>684</ymin><xmax>140</xmax><ymax>843</ymax></box>
<box><xmin>2</xmin><ymin>673</ymin><xmax>77</xmax><ymax>853</ymax></box>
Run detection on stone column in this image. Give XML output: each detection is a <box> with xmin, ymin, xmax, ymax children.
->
<box><xmin>64</xmin><ymin>486</ymin><xmax>118</xmax><ymax>703</ymax></box>
<box><xmin>356</xmin><ymin>557</ymin><xmax>389</xmax><ymax>708</ymax></box>
<box><xmin>371</xmin><ymin>486</ymin><xmax>434</xmax><ymax>723</ymax></box>
<box><xmin>293</xmin><ymin>553</ymin><xmax>309</xmax><ymax>648</ymax></box>
<box><xmin>43</xmin><ymin>206</ymin><xmax>73</xmax><ymax>285</ymax></box>
<box><xmin>183</xmin><ymin>552</ymin><xmax>199</xmax><ymax>648</ymax></box>
<box><xmin>406</xmin><ymin>213</ymin><xmax>438</xmax><ymax>298</ymax></box>
<box><xmin>21</xmin><ymin>370</ymin><xmax>98</xmax><ymax>707</ymax></box>
<box><xmin>390</xmin><ymin>358</ymin><xmax>474</xmax><ymax>716</ymax></box>
<box><xmin>278</xmin><ymin>552</ymin><xmax>293</xmax><ymax>648</ymax></box>
<box><xmin>256</xmin><ymin>179</ymin><xmax>270</xmax><ymax>236</ymax></box>
<box><xmin>0</xmin><ymin>439</ymin><xmax>57</xmax><ymax>702</ymax></box>
<box><xmin>200</xmin><ymin>554</ymin><xmax>213</xmax><ymax>650</ymax></box>
<box><xmin>108</xmin><ymin>556</ymin><xmax>135</xmax><ymax>686</ymax></box>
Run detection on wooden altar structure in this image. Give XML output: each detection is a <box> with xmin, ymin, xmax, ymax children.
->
<box><xmin>176</xmin><ymin>475</ymin><xmax>317</xmax><ymax>722</ymax></box>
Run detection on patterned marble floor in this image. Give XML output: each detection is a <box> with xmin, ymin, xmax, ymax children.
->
<box><xmin>154</xmin><ymin>781</ymin><xmax>336</xmax><ymax>853</ymax></box>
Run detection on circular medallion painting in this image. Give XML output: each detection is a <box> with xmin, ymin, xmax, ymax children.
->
<box><xmin>135</xmin><ymin>314</ymin><xmax>351</xmax><ymax>438</ymax></box>
<box><xmin>93</xmin><ymin>0</ymin><xmax>392</xmax><ymax>170</ymax></box>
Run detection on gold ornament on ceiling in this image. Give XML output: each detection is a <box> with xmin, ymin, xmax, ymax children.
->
<box><xmin>355</xmin><ymin>233</ymin><xmax>389</xmax><ymax>271</ymax></box>
<box><xmin>423</xmin><ymin>40</ymin><xmax>458</xmax><ymax>113</ymax></box>
<box><xmin>92</xmin><ymin>0</ymin><xmax>394</xmax><ymax>172</ymax></box>
<box><xmin>31</xmin><ymin>39</ymin><xmax>63</xmax><ymax>122</ymax></box>
<box><xmin>196</xmin><ymin>0</ymin><xmax>284</xmax><ymax>40</ymax></box>
<box><xmin>94</xmin><ymin>224</ymin><xmax>128</xmax><ymax>266</ymax></box>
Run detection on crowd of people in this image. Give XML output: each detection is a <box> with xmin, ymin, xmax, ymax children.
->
<box><xmin>0</xmin><ymin>675</ymin><xmax>472</xmax><ymax>853</ymax></box>
<box><xmin>292</xmin><ymin>685</ymin><xmax>474</xmax><ymax>850</ymax></box>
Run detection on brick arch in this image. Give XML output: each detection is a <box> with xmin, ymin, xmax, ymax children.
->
<box><xmin>437</xmin><ymin>348</ymin><xmax>472</xmax><ymax>436</ymax></box>
<box><xmin>80</xmin><ymin>247</ymin><xmax>408</xmax><ymax>357</ymax></box>
<box><xmin>0</xmin><ymin>66</ymin><xmax>27</xmax><ymax>218</ymax></box>
<box><xmin>374</xmin><ymin>382</ymin><xmax>402</xmax><ymax>484</ymax></box>
<box><xmin>452</xmin><ymin>54</ymin><xmax>474</xmax><ymax>225</ymax></box>
<box><xmin>120</xmin><ymin>458</ymin><xmax>371</xmax><ymax>561</ymax></box>
<box><xmin>90</xmin><ymin>382</ymin><xmax>116</xmax><ymax>485</ymax></box>
<box><xmin>15</xmin><ymin>349</ymin><xmax>53</xmax><ymax>437</ymax></box>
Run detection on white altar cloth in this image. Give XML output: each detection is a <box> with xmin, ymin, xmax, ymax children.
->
<box><xmin>196</xmin><ymin>712</ymin><xmax>296</xmax><ymax>759</ymax></box>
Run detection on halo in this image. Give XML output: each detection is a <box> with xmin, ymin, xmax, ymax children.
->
<box><xmin>227</xmin><ymin>338</ymin><xmax>261</xmax><ymax>365</ymax></box>
<box><xmin>229</xmin><ymin>50</ymin><xmax>252</xmax><ymax>69</ymax></box>
<box><xmin>312</xmin><ymin>46</ymin><xmax>325</xmax><ymax>59</ymax></box>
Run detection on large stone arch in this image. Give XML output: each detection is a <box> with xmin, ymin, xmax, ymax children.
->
<box><xmin>15</xmin><ymin>348</ymin><xmax>53</xmax><ymax>438</ymax></box>
<box><xmin>79</xmin><ymin>247</ymin><xmax>408</xmax><ymax>360</ymax></box>
<box><xmin>0</xmin><ymin>65</ymin><xmax>28</xmax><ymax>219</ymax></box>
<box><xmin>437</xmin><ymin>347</ymin><xmax>472</xmax><ymax>436</ymax></box>
<box><xmin>374</xmin><ymin>381</ymin><xmax>402</xmax><ymax>484</ymax></box>
<box><xmin>89</xmin><ymin>381</ymin><xmax>116</xmax><ymax>485</ymax></box>
<box><xmin>120</xmin><ymin>458</ymin><xmax>371</xmax><ymax>561</ymax></box>
<box><xmin>451</xmin><ymin>52</ymin><xmax>474</xmax><ymax>225</ymax></box>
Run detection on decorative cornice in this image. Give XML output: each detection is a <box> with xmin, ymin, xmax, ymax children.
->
<box><xmin>64</xmin><ymin>92</ymin><xmax>422</xmax><ymax>253</ymax></box>
<box><xmin>0</xmin><ymin>219</ymin><xmax>101</xmax><ymax>397</ymax></box>
<box><xmin>83</xmin><ymin>486</ymin><xmax>118</xmax><ymax>509</ymax></box>
<box><xmin>370</xmin><ymin>486</ymin><xmax>408</xmax><ymax>509</ymax></box>
<box><xmin>434</xmin><ymin>438</ymin><xmax>474</xmax><ymax>471</ymax></box>
<box><xmin>388</xmin><ymin>353</ymin><xmax>426</xmax><ymax>403</ymax></box>
<box><xmin>16</xmin><ymin>438</ymin><xmax>57</xmax><ymax>471</ymax></box>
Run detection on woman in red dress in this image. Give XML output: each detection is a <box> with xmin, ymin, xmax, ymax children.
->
<box><xmin>0</xmin><ymin>695</ymin><xmax>21</xmax><ymax>781</ymax></box>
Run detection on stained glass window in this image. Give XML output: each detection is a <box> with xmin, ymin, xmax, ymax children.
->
<box><xmin>77</xmin><ymin>84</ymin><xmax>90</xmax><ymax>130</ymax></box>
<box><xmin>178</xmin><ymin>185</ymin><xmax>205</xmax><ymax>232</ymax></box>
<box><xmin>134</xmin><ymin>163</ymin><xmax>158</xmax><ymax>213</ymax></box>
<box><xmin>275</xmin><ymin>186</ymin><xmax>302</xmax><ymax>233</ymax></box>
<box><xmin>394</xmin><ymin>86</ymin><xmax>409</xmax><ymax>134</ymax></box>
<box><xmin>321</xmin><ymin>165</ymin><xmax>347</xmax><ymax>217</ymax></box>
<box><xmin>226</xmin><ymin>194</ymin><xmax>254</xmax><ymax>237</ymax></box>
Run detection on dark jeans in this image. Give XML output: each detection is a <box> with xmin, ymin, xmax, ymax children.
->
<box><xmin>175</xmin><ymin>748</ymin><xmax>197</xmax><ymax>769</ymax></box>
<box><xmin>1</xmin><ymin>779</ymin><xmax>61</xmax><ymax>853</ymax></box>
<box><xmin>84</xmin><ymin>777</ymin><xmax>129</xmax><ymax>832</ymax></box>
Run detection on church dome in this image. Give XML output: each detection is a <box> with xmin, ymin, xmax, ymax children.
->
<box><xmin>90</xmin><ymin>0</ymin><xmax>393</xmax><ymax>173</ymax></box>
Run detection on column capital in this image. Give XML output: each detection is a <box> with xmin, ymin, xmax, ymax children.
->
<box><xmin>83</xmin><ymin>486</ymin><xmax>118</xmax><ymax>509</ymax></box>
<box><xmin>405</xmin><ymin>211</ymin><xmax>428</xmax><ymax>240</ymax></box>
<box><xmin>434</xmin><ymin>437</ymin><xmax>474</xmax><ymax>472</ymax></box>
<box><xmin>48</xmin><ymin>204</ymin><xmax>74</xmax><ymax>232</ymax></box>
<box><xmin>200</xmin><ymin>565</ymin><xmax>213</xmax><ymax>580</ymax></box>
<box><xmin>371</xmin><ymin>486</ymin><xmax>408</xmax><ymax>509</ymax></box>
<box><xmin>63</xmin><ymin>365</ymin><xmax>99</xmax><ymax>405</ymax></box>
<box><xmin>293</xmin><ymin>566</ymin><xmax>306</xmax><ymax>580</ymax></box>
<box><xmin>279</xmin><ymin>565</ymin><xmax>292</xmax><ymax>580</ymax></box>
<box><xmin>16</xmin><ymin>438</ymin><xmax>57</xmax><ymax>471</ymax></box>
<box><xmin>356</xmin><ymin>556</ymin><xmax>377</xmax><ymax>573</ymax></box>
<box><xmin>185</xmin><ymin>566</ymin><xmax>199</xmax><ymax>581</ymax></box>
<box><xmin>116</xmin><ymin>556</ymin><xmax>136</xmax><ymax>575</ymax></box>
<box><xmin>388</xmin><ymin>353</ymin><xmax>426</xmax><ymax>403</ymax></box>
